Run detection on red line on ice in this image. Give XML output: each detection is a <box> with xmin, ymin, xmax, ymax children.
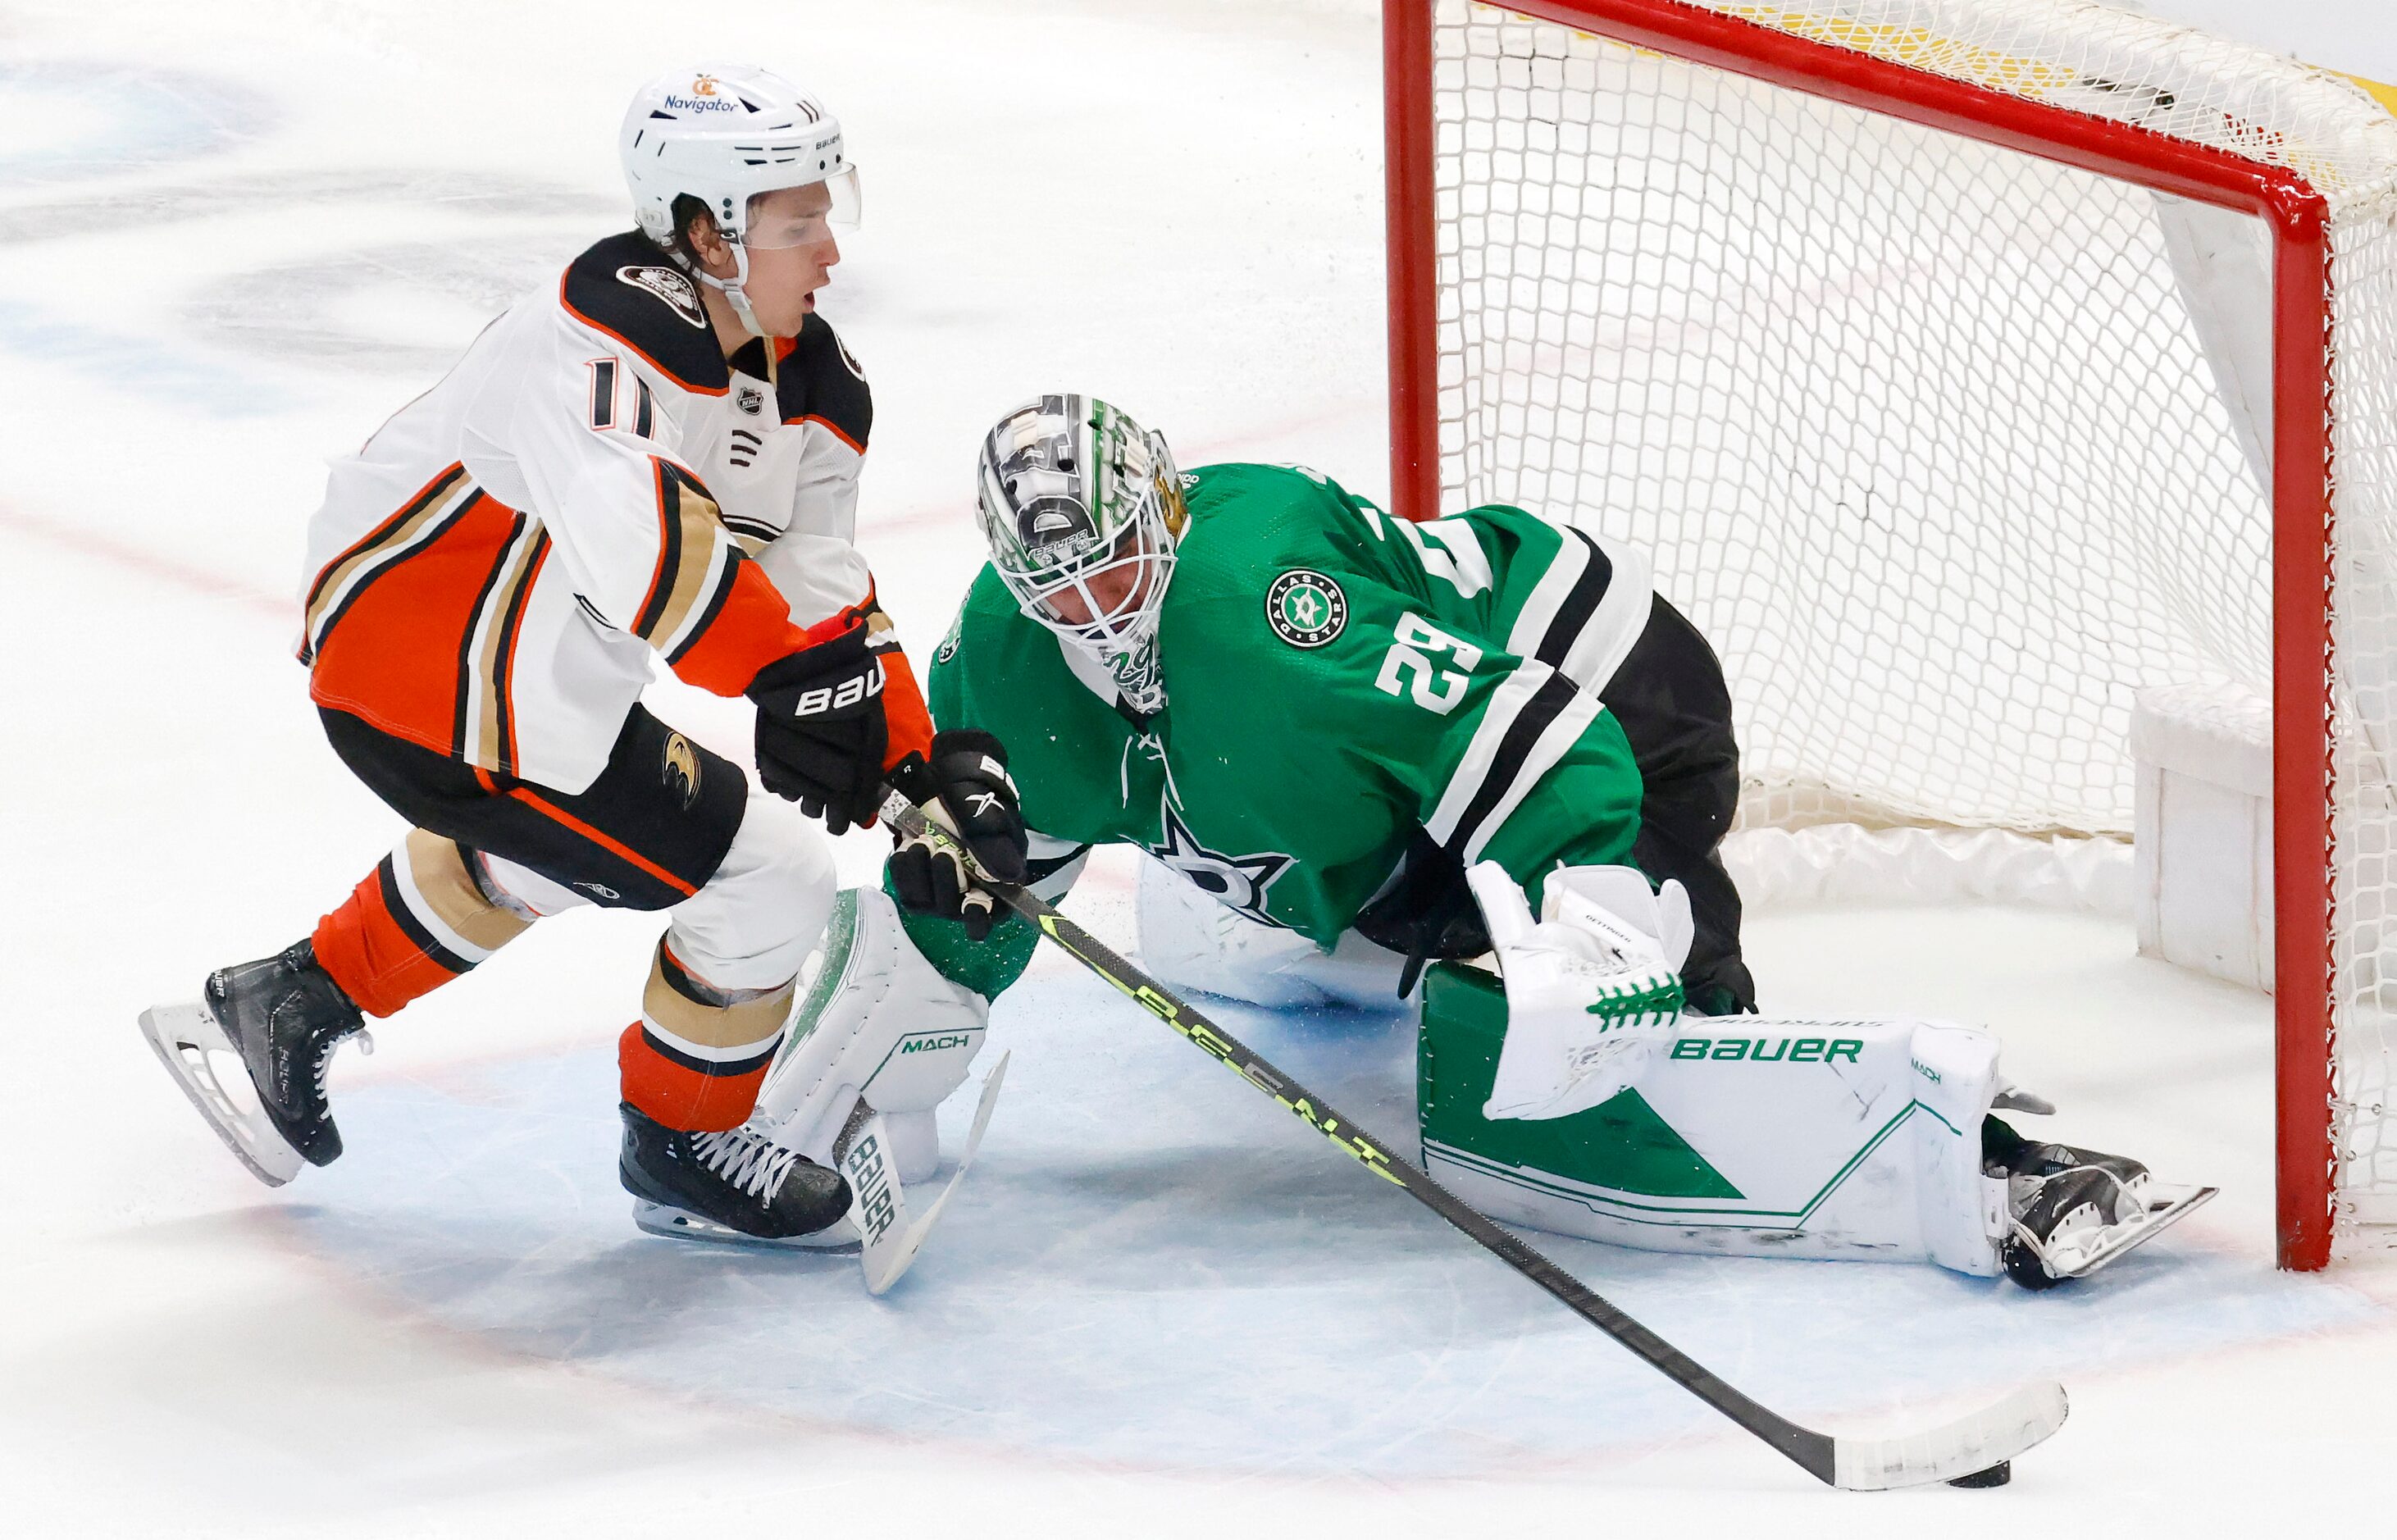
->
<box><xmin>0</xmin><ymin>501</ymin><xmax>292</xmax><ymax>622</ymax></box>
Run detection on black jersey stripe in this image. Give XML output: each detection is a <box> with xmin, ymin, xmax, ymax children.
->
<box><xmin>661</xmin><ymin>554</ymin><xmax>740</xmax><ymax>667</ymax></box>
<box><xmin>309</xmin><ymin>490</ymin><xmax>483</xmax><ymax>668</ymax></box>
<box><xmin>450</xmin><ymin>509</ymin><xmax>526</xmax><ymax>759</ymax></box>
<box><xmin>718</xmin><ymin>512</ymin><xmax>781</xmax><ymax>543</ymax></box>
<box><xmin>301</xmin><ymin>467</ymin><xmax>474</xmax><ymax>663</ymax></box>
<box><xmin>303</xmin><ymin>464</ymin><xmax>467</xmax><ymax>621</ymax></box>
<box><xmin>636</xmin><ymin>1024</ymin><xmax>784</xmax><ymax>1079</ymax></box>
<box><xmin>1441</xmin><ymin>667</ymin><xmax>1585</xmax><ymax>863</ymax></box>
<box><xmin>485</xmin><ymin>527</ymin><xmax>549</xmax><ymax>777</ymax></box>
<box><xmin>589</xmin><ymin>358</ymin><xmax>617</xmax><ymax>430</ymax></box>
<box><xmin>374</xmin><ymin>856</ymin><xmax>476</xmax><ymax>977</ymax></box>
<box><xmin>1532</xmin><ymin>527</ymin><xmax>1613</xmax><ymax>672</ymax></box>
<box><xmin>631</xmin><ymin>462</ymin><xmax>690</xmax><ymax>640</ymax></box>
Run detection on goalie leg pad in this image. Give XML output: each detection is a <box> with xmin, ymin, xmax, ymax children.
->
<box><xmin>1419</xmin><ymin>963</ymin><xmax>2009</xmax><ymax>1275</ymax></box>
<box><xmin>750</xmin><ymin>886</ymin><xmax>988</xmax><ymax>1186</ymax></box>
<box><xmin>1134</xmin><ymin>854</ymin><xmax>1410</xmax><ymax>1009</ymax></box>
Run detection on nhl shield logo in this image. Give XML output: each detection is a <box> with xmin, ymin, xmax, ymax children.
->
<box><xmin>1265</xmin><ymin>570</ymin><xmax>1347</xmax><ymax>649</ymax></box>
<box><xmin>735</xmin><ymin>383</ymin><xmax>766</xmax><ymax>417</ymax></box>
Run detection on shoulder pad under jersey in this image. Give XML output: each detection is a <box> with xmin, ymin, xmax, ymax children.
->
<box><xmin>774</xmin><ymin>312</ymin><xmax>873</xmax><ymax>452</ymax></box>
<box><xmin>558</xmin><ymin>230</ymin><xmax>732</xmax><ymax>398</ymax></box>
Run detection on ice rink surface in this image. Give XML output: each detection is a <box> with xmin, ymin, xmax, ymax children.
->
<box><xmin>6</xmin><ymin>0</ymin><xmax>2397</xmax><ymax>1533</ymax></box>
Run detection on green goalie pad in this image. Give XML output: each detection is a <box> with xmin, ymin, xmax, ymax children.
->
<box><xmin>1417</xmin><ymin>962</ymin><xmax>1742</xmax><ymax>1201</ymax></box>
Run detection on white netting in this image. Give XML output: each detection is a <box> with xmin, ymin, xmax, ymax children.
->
<box><xmin>1429</xmin><ymin>0</ymin><xmax>2397</xmax><ymax>1243</ymax></box>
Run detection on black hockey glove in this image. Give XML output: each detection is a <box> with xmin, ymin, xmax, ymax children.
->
<box><xmin>888</xmin><ymin>730</ymin><xmax>1030</xmax><ymax>941</ymax></box>
<box><xmin>748</xmin><ymin>624</ymin><xmax>890</xmax><ymax>835</ymax></box>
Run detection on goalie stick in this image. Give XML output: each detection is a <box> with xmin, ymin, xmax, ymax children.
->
<box><xmin>881</xmin><ymin>789</ymin><xmax>2066</xmax><ymax>1489</ymax></box>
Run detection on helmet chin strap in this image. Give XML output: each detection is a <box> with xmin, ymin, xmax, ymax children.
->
<box><xmin>695</xmin><ymin>242</ymin><xmax>766</xmax><ymax>339</ymax></box>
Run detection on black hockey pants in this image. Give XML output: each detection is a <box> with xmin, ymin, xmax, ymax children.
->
<box><xmin>1598</xmin><ymin>595</ymin><xmax>1755</xmax><ymax>1015</ymax></box>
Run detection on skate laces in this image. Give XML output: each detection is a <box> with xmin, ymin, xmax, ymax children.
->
<box><xmin>690</xmin><ymin>1125</ymin><xmax>803</xmax><ymax>1200</ymax></box>
<box><xmin>309</xmin><ymin>1026</ymin><xmax>372</xmax><ymax>1100</ymax></box>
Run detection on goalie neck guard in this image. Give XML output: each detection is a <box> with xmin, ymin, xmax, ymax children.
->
<box><xmin>618</xmin><ymin>65</ymin><xmax>861</xmax><ymax>337</ymax></box>
<box><xmin>974</xmin><ymin>394</ymin><xmax>1189</xmax><ymax>716</ymax></box>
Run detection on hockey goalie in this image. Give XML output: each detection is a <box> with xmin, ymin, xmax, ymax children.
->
<box><xmin>757</xmin><ymin>394</ymin><xmax>2211</xmax><ymax>1290</ymax></box>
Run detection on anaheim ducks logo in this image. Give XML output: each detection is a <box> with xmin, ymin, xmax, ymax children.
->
<box><xmin>617</xmin><ymin>265</ymin><xmax>709</xmax><ymax>329</ymax></box>
<box><xmin>662</xmin><ymin>732</ymin><xmax>703</xmax><ymax>809</ymax></box>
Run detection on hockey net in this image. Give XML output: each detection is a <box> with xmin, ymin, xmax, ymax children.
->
<box><xmin>1385</xmin><ymin>0</ymin><xmax>2397</xmax><ymax>1264</ymax></box>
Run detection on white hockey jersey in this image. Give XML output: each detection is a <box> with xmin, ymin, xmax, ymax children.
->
<box><xmin>296</xmin><ymin>229</ymin><xmax>928</xmax><ymax>793</ymax></box>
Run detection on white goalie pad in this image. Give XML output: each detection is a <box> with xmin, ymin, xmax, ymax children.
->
<box><xmin>750</xmin><ymin>885</ymin><xmax>988</xmax><ymax>1185</ymax></box>
<box><xmin>1424</xmin><ymin>1012</ymin><xmax>2012</xmax><ymax>1276</ymax></box>
<box><xmin>1133</xmin><ymin>853</ymin><xmax>1411</xmax><ymax>1009</ymax></box>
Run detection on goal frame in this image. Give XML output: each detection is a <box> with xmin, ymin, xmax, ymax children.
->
<box><xmin>1381</xmin><ymin>0</ymin><xmax>2340</xmax><ymax>1269</ymax></box>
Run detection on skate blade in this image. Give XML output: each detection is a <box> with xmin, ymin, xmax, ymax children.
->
<box><xmin>630</xmin><ymin>1200</ymin><xmax>862</xmax><ymax>1251</ymax></box>
<box><xmin>138</xmin><ymin>1003</ymin><xmax>303</xmax><ymax>1187</ymax></box>
<box><xmin>2037</xmin><ymin>1182</ymin><xmax>2218</xmax><ymax>1281</ymax></box>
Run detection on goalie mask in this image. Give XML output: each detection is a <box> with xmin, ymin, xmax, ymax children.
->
<box><xmin>619</xmin><ymin>65</ymin><xmax>862</xmax><ymax>337</ymax></box>
<box><xmin>975</xmin><ymin>395</ymin><xmax>1189</xmax><ymax>715</ymax></box>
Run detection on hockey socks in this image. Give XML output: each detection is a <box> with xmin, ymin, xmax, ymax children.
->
<box><xmin>618</xmin><ymin>941</ymin><xmax>794</xmax><ymax>1132</ymax></box>
<box><xmin>311</xmin><ymin>830</ymin><xmax>534</xmax><ymax>1018</ymax></box>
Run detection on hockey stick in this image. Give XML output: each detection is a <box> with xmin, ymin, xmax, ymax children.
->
<box><xmin>882</xmin><ymin>790</ymin><xmax>2066</xmax><ymax>1488</ymax></box>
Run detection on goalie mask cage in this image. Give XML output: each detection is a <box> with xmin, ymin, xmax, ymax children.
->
<box><xmin>1382</xmin><ymin>0</ymin><xmax>2397</xmax><ymax>1269</ymax></box>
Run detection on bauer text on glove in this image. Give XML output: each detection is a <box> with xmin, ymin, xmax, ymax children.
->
<box><xmin>747</xmin><ymin>620</ymin><xmax>891</xmax><ymax>834</ymax></box>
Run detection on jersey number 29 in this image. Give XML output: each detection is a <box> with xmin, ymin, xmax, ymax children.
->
<box><xmin>1376</xmin><ymin>613</ymin><xmax>1482</xmax><ymax>715</ymax></box>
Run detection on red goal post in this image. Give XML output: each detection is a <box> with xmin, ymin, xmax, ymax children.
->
<box><xmin>1383</xmin><ymin>0</ymin><xmax>2397</xmax><ymax>1269</ymax></box>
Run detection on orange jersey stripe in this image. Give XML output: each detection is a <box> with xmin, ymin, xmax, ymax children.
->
<box><xmin>505</xmin><ymin>786</ymin><xmax>700</xmax><ymax>898</ymax></box>
<box><xmin>784</xmin><ymin>412</ymin><xmax>864</xmax><ymax>456</ymax></box>
<box><xmin>668</xmin><ymin>557</ymin><xmax>815</xmax><ymax>695</ymax></box>
<box><xmin>312</xmin><ymin>861</ymin><xmax>467</xmax><ymax>1018</ymax></box>
<box><xmin>309</xmin><ymin>490</ymin><xmax>529</xmax><ymax>763</ymax></box>
<box><xmin>877</xmin><ymin>648</ymin><xmax>935</xmax><ymax>770</ymax></box>
<box><xmin>617</xmin><ymin>1023</ymin><xmax>772</xmax><ymax>1132</ymax></box>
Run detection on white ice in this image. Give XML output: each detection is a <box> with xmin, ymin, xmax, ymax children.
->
<box><xmin>5</xmin><ymin>1</ymin><xmax>2396</xmax><ymax>1533</ymax></box>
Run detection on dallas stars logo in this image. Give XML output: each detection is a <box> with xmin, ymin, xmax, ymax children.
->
<box><xmin>1265</xmin><ymin>569</ymin><xmax>1347</xmax><ymax>648</ymax></box>
<box><xmin>1148</xmin><ymin>801</ymin><xmax>1292</xmax><ymax>928</ymax></box>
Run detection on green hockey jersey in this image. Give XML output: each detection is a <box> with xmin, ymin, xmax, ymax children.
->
<box><xmin>918</xmin><ymin>462</ymin><xmax>1655</xmax><ymax>979</ymax></box>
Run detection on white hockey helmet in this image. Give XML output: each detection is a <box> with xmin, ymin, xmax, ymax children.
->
<box><xmin>976</xmin><ymin>395</ymin><xmax>1190</xmax><ymax>716</ymax></box>
<box><xmin>618</xmin><ymin>65</ymin><xmax>860</xmax><ymax>334</ymax></box>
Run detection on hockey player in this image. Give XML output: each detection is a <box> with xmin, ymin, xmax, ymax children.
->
<box><xmin>750</xmin><ymin>394</ymin><xmax>2208</xmax><ymax>1287</ymax></box>
<box><xmin>137</xmin><ymin>66</ymin><xmax>1028</xmax><ymax>1248</ymax></box>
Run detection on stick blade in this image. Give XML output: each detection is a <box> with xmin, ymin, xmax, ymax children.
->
<box><xmin>1831</xmin><ymin>1381</ymin><xmax>2067</xmax><ymax>1490</ymax></box>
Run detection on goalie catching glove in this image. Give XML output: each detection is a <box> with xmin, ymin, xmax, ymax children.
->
<box><xmin>888</xmin><ymin>730</ymin><xmax>1031</xmax><ymax>940</ymax></box>
<box><xmin>1470</xmin><ymin>861</ymin><xmax>1693</xmax><ymax>1121</ymax></box>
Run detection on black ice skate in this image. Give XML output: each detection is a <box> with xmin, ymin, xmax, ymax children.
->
<box><xmin>138</xmin><ymin>940</ymin><xmax>373</xmax><ymax>1187</ymax></box>
<box><xmin>1985</xmin><ymin>1120</ymin><xmax>2216</xmax><ymax>1289</ymax></box>
<box><xmin>619</xmin><ymin>1103</ymin><xmax>855</xmax><ymax>1247</ymax></box>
